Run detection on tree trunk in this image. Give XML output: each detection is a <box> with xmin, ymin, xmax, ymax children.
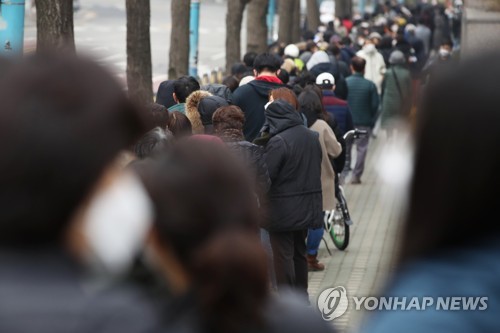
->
<box><xmin>246</xmin><ymin>0</ymin><xmax>269</xmax><ymax>54</ymax></box>
<box><xmin>291</xmin><ymin>0</ymin><xmax>301</xmax><ymax>43</ymax></box>
<box><xmin>226</xmin><ymin>0</ymin><xmax>250</xmax><ymax>74</ymax></box>
<box><xmin>306</xmin><ymin>0</ymin><xmax>321</xmax><ymax>33</ymax></box>
<box><xmin>169</xmin><ymin>0</ymin><xmax>190</xmax><ymax>79</ymax></box>
<box><xmin>278</xmin><ymin>0</ymin><xmax>294</xmax><ymax>44</ymax></box>
<box><xmin>126</xmin><ymin>0</ymin><xmax>153</xmax><ymax>104</ymax></box>
<box><xmin>35</xmin><ymin>0</ymin><xmax>75</xmax><ymax>53</ymax></box>
<box><xmin>336</xmin><ymin>0</ymin><xmax>352</xmax><ymax>19</ymax></box>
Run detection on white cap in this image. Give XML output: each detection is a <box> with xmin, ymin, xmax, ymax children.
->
<box><xmin>405</xmin><ymin>24</ymin><xmax>416</xmax><ymax>33</ymax></box>
<box><xmin>368</xmin><ymin>32</ymin><xmax>382</xmax><ymax>41</ymax></box>
<box><xmin>284</xmin><ymin>44</ymin><xmax>300</xmax><ymax>58</ymax></box>
<box><xmin>316</xmin><ymin>72</ymin><xmax>335</xmax><ymax>87</ymax></box>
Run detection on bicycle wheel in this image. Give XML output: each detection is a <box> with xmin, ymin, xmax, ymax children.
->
<box><xmin>329</xmin><ymin>204</ymin><xmax>350</xmax><ymax>250</ymax></box>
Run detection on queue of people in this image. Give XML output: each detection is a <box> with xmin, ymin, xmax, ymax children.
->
<box><xmin>4</xmin><ymin>1</ymin><xmax>499</xmax><ymax>333</ymax></box>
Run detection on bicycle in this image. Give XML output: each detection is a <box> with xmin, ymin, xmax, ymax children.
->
<box><xmin>324</xmin><ymin>128</ymin><xmax>367</xmax><ymax>251</ymax></box>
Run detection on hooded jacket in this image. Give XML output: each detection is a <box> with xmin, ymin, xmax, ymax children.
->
<box><xmin>201</xmin><ymin>84</ymin><xmax>232</xmax><ymax>102</ymax></box>
<box><xmin>263</xmin><ymin>100</ymin><xmax>323</xmax><ymax>232</ymax></box>
<box><xmin>186</xmin><ymin>90</ymin><xmax>212</xmax><ymax>134</ymax></box>
<box><xmin>357</xmin><ymin>45</ymin><xmax>387</xmax><ymax>95</ymax></box>
<box><xmin>232</xmin><ymin>77</ymin><xmax>283</xmax><ymax>142</ymax></box>
<box><xmin>156</xmin><ymin>80</ymin><xmax>176</xmax><ymax>109</ymax></box>
<box><xmin>198</xmin><ymin>96</ymin><xmax>229</xmax><ymax>134</ymax></box>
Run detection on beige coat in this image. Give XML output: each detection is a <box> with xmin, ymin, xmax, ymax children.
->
<box><xmin>310</xmin><ymin>119</ymin><xmax>342</xmax><ymax>211</ymax></box>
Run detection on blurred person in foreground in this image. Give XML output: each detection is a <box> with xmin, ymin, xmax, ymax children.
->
<box><xmin>0</xmin><ymin>54</ymin><xmax>160</xmax><ymax>332</ymax></box>
<box><xmin>137</xmin><ymin>140</ymin><xmax>334</xmax><ymax>333</ymax></box>
<box><xmin>358</xmin><ymin>53</ymin><xmax>500</xmax><ymax>333</ymax></box>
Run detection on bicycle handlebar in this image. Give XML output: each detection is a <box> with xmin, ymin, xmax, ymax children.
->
<box><xmin>343</xmin><ymin>128</ymin><xmax>368</xmax><ymax>140</ymax></box>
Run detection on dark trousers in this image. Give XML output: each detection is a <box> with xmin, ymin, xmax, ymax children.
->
<box><xmin>352</xmin><ymin>126</ymin><xmax>371</xmax><ymax>180</ymax></box>
<box><xmin>269</xmin><ymin>230</ymin><xmax>308</xmax><ymax>297</ymax></box>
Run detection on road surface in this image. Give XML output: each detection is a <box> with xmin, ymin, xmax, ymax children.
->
<box><xmin>24</xmin><ymin>0</ymin><xmax>230</xmax><ymax>90</ymax></box>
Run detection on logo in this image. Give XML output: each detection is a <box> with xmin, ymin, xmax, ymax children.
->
<box><xmin>317</xmin><ymin>286</ymin><xmax>349</xmax><ymax>321</ymax></box>
<box><xmin>316</xmin><ymin>286</ymin><xmax>489</xmax><ymax>321</ymax></box>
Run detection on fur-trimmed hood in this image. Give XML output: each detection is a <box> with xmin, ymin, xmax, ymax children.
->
<box><xmin>186</xmin><ymin>90</ymin><xmax>212</xmax><ymax>134</ymax></box>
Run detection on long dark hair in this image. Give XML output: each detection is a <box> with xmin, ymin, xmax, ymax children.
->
<box><xmin>399</xmin><ymin>52</ymin><xmax>500</xmax><ymax>266</ymax></box>
<box><xmin>298</xmin><ymin>85</ymin><xmax>328</xmax><ymax>127</ymax></box>
<box><xmin>140</xmin><ymin>140</ymin><xmax>268</xmax><ymax>333</ymax></box>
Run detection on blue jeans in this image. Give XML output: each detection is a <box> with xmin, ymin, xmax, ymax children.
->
<box><xmin>307</xmin><ymin>227</ymin><xmax>324</xmax><ymax>256</ymax></box>
<box><xmin>260</xmin><ymin>228</ymin><xmax>277</xmax><ymax>290</ymax></box>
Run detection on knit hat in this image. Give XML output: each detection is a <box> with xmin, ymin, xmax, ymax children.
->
<box><xmin>368</xmin><ymin>32</ymin><xmax>382</xmax><ymax>41</ymax></box>
<box><xmin>284</xmin><ymin>44</ymin><xmax>300</xmax><ymax>58</ymax></box>
<box><xmin>306</xmin><ymin>51</ymin><xmax>330</xmax><ymax>71</ymax></box>
<box><xmin>315</xmin><ymin>72</ymin><xmax>335</xmax><ymax>87</ymax></box>
<box><xmin>405</xmin><ymin>24</ymin><xmax>416</xmax><ymax>33</ymax></box>
<box><xmin>389</xmin><ymin>50</ymin><xmax>406</xmax><ymax>65</ymax></box>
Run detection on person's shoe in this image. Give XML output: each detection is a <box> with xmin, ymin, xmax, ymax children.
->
<box><xmin>351</xmin><ymin>177</ymin><xmax>362</xmax><ymax>185</ymax></box>
<box><xmin>307</xmin><ymin>254</ymin><xmax>325</xmax><ymax>271</ymax></box>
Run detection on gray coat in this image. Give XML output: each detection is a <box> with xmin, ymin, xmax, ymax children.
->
<box><xmin>0</xmin><ymin>249</ymin><xmax>161</xmax><ymax>333</ymax></box>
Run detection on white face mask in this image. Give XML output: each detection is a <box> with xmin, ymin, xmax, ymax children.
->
<box><xmin>264</xmin><ymin>101</ymin><xmax>272</xmax><ymax>110</ymax></box>
<box><xmin>364</xmin><ymin>43</ymin><xmax>376</xmax><ymax>53</ymax></box>
<box><xmin>439</xmin><ymin>48</ymin><xmax>451</xmax><ymax>58</ymax></box>
<box><xmin>82</xmin><ymin>171</ymin><xmax>153</xmax><ymax>275</ymax></box>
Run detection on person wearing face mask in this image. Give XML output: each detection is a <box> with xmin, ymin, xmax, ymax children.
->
<box><xmin>421</xmin><ymin>40</ymin><xmax>454</xmax><ymax>85</ymax></box>
<box><xmin>0</xmin><ymin>54</ymin><xmax>161</xmax><ymax>333</ymax></box>
<box><xmin>356</xmin><ymin>37</ymin><xmax>387</xmax><ymax>95</ymax></box>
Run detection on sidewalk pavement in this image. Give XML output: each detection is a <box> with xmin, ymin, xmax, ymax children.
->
<box><xmin>308</xmin><ymin>135</ymin><xmax>406</xmax><ymax>333</ymax></box>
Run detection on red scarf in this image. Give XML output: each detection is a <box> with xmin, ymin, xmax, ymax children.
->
<box><xmin>255</xmin><ymin>75</ymin><xmax>283</xmax><ymax>84</ymax></box>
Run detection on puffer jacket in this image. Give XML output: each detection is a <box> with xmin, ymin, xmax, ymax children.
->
<box><xmin>186</xmin><ymin>90</ymin><xmax>212</xmax><ymax>134</ymax></box>
<box><xmin>225</xmin><ymin>140</ymin><xmax>271</xmax><ymax>195</ymax></box>
<box><xmin>263</xmin><ymin>100</ymin><xmax>323</xmax><ymax>232</ymax></box>
<box><xmin>201</xmin><ymin>84</ymin><xmax>232</xmax><ymax>102</ymax></box>
<box><xmin>186</xmin><ymin>91</ymin><xmax>228</xmax><ymax>134</ymax></box>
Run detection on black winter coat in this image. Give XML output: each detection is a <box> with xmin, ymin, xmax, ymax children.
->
<box><xmin>263</xmin><ymin>100</ymin><xmax>323</xmax><ymax>232</ymax></box>
<box><xmin>226</xmin><ymin>140</ymin><xmax>271</xmax><ymax>195</ymax></box>
<box><xmin>232</xmin><ymin>79</ymin><xmax>283</xmax><ymax>142</ymax></box>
